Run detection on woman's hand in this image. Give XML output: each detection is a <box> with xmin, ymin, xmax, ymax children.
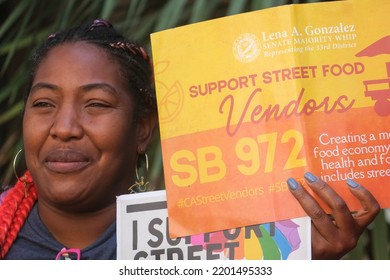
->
<box><xmin>287</xmin><ymin>172</ymin><xmax>380</xmax><ymax>259</ymax></box>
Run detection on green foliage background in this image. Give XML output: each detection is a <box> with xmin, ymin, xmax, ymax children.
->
<box><xmin>0</xmin><ymin>0</ymin><xmax>388</xmax><ymax>259</ymax></box>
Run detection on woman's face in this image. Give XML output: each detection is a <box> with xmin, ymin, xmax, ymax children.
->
<box><xmin>23</xmin><ymin>42</ymin><xmax>153</xmax><ymax>211</ymax></box>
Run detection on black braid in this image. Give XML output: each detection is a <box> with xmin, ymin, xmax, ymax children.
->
<box><xmin>25</xmin><ymin>19</ymin><xmax>156</xmax><ymax>120</ymax></box>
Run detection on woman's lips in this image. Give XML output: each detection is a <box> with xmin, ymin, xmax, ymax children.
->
<box><xmin>44</xmin><ymin>150</ymin><xmax>90</xmax><ymax>173</ymax></box>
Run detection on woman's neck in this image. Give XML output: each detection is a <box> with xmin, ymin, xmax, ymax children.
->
<box><xmin>37</xmin><ymin>201</ymin><xmax>116</xmax><ymax>249</ymax></box>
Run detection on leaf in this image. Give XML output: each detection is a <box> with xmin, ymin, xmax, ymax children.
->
<box><xmin>1</xmin><ymin>0</ymin><xmax>36</xmax><ymax>74</ymax></box>
<box><xmin>0</xmin><ymin>101</ymin><xmax>24</xmax><ymax>125</ymax></box>
<box><xmin>59</xmin><ymin>0</ymin><xmax>77</xmax><ymax>28</ymax></box>
<box><xmin>372</xmin><ymin>211</ymin><xmax>390</xmax><ymax>259</ymax></box>
<box><xmin>227</xmin><ymin>0</ymin><xmax>248</xmax><ymax>16</ymax></box>
<box><xmin>101</xmin><ymin>0</ymin><xmax>119</xmax><ymax>19</ymax></box>
<box><xmin>251</xmin><ymin>0</ymin><xmax>289</xmax><ymax>10</ymax></box>
<box><xmin>0</xmin><ymin>68</ymin><xmax>27</xmax><ymax>103</ymax></box>
<box><xmin>190</xmin><ymin>0</ymin><xmax>221</xmax><ymax>23</ymax></box>
<box><xmin>0</xmin><ymin>0</ymin><xmax>29</xmax><ymax>38</ymax></box>
<box><xmin>153</xmin><ymin>0</ymin><xmax>187</xmax><ymax>31</ymax></box>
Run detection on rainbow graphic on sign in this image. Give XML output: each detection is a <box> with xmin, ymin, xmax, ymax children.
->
<box><xmin>190</xmin><ymin>220</ymin><xmax>302</xmax><ymax>260</ymax></box>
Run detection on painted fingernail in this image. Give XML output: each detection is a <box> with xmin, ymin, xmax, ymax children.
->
<box><xmin>287</xmin><ymin>178</ymin><xmax>299</xmax><ymax>190</ymax></box>
<box><xmin>346</xmin><ymin>178</ymin><xmax>359</xmax><ymax>188</ymax></box>
<box><xmin>304</xmin><ymin>172</ymin><xmax>318</xmax><ymax>183</ymax></box>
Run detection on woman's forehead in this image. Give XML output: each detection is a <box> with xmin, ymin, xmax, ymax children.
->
<box><xmin>34</xmin><ymin>42</ymin><xmax>126</xmax><ymax>86</ymax></box>
<box><xmin>42</xmin><ymin>42</ymin><xmax>111</xmax><ymax>65</ymax></box>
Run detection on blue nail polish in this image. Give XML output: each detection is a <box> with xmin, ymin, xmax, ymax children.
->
<box><xmin>346</xmin><ymin>179</ymin><xmax>359</xmax><ymax>188</ymax></box>
<box><xmin>304</xmin><ymin>172</ymin><xmax>317</xmax><ymax>183</ymax></box>
<box><xmin>287</xmin><ymin>178</ymin><xmax>299</xmax><ymax>190</ymax></box>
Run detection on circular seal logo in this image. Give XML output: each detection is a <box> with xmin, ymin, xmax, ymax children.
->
<box><xmin>233</xmin><ymin>33</ymin><xmax>261</xmax><ymax>63</ymax></box>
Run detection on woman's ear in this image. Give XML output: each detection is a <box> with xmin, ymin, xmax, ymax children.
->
<box><xmin>136</xmin><ymin>114</ymin><xmax>157</xmax><ymax>152</ymax></box>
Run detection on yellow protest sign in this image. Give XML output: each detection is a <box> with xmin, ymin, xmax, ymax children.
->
<box><xmin>151</xmin><ymin>0</ymin><xmax>390</xmax><ymax>237</ymax></box>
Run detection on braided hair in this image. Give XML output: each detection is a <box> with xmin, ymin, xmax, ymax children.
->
<box><xmin>0</xmin><ymin>171</ymin><xmax>37</xmax><ymax>259</ymax></box>
<box><xmin>0</xmin><ymin>19</ymin><xmax>157</xmax><ymax>259</ymax></box>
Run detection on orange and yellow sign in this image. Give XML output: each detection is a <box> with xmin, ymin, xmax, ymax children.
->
<box><xmin>151</xmin><ymin>0</ymin><xmax>390</xmax><ymax>237</ymax></box>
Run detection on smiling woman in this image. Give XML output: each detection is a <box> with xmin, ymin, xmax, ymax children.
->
<box><xmin>0</xmin><ymin>19</ymin><xmax>157</xmax><ymax>259</ymax></box>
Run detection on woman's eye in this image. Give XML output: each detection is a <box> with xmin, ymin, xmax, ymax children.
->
<box><xmin>32</xmin><ymin>101</ymin><xmax>54</xmax><ymax>108</ymax></box>
<box><xmin>87</xmin><ymin>102</ymin><xmax>111</xmax><ymax>108</ymax></box>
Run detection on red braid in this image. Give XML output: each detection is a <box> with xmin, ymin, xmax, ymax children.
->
<box><xmin>0</xmin><ymin>171</ymin><xmax>37</xmax><ymax>259</ymax></box>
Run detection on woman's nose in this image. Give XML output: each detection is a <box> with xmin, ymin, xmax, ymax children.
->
<box><xmin>49</xmin><ymin>104</ymin><xmax>84</xmax><ymax>141</ymax></box>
